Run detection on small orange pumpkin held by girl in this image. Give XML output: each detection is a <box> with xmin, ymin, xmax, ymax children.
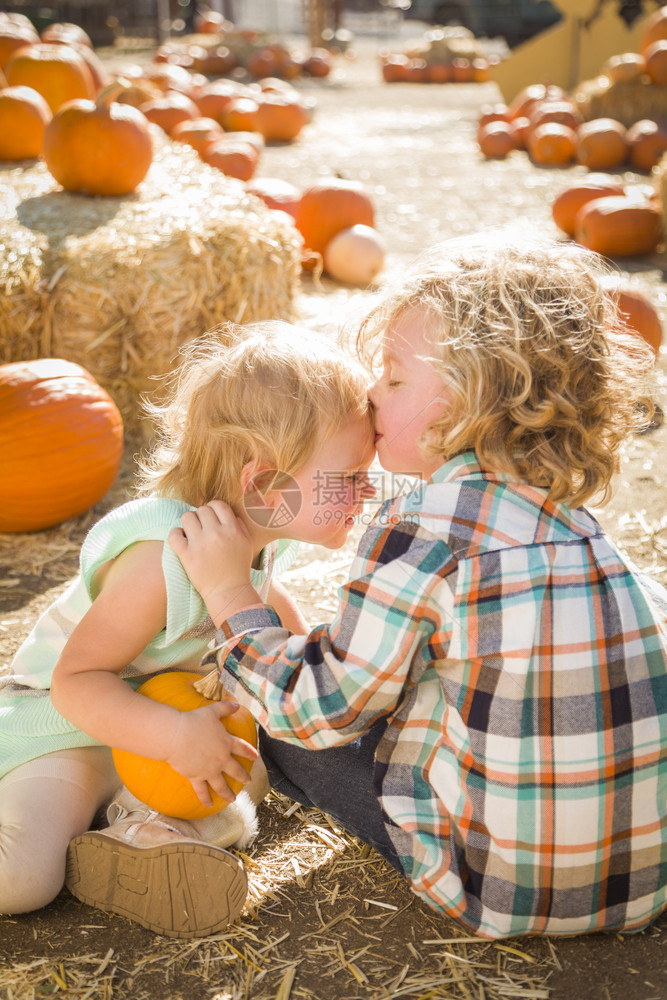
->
<box><xmin>112</xmin><ymin>672</ymin><xmax>258</xmax><ymax>820</ymax></box>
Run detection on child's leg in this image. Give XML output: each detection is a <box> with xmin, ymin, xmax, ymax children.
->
<box><xmin>259</xmin><ymin>720</ymin><xmax>404</xmax><ymax>873</ymax></box>
<box><xmin>0</xmin><ymin>747</ymin><xmax>120</xmax><ymax>914</ymax></box>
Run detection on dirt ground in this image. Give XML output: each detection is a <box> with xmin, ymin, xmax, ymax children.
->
<box><xmin>2</xmin><ymin>15</ymin><xmax>667</xmax><ymax>1000</ymax></box>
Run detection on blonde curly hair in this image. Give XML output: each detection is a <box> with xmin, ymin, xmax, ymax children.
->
<box><xmin>358</xmin><ymin>235</ymin><xmax>658</xmax><ymax>506</ymax></box>
<box><xmin>136</xmin><ymin>321</ymin><xmax>370</xmax><ymax>507</ymax></box>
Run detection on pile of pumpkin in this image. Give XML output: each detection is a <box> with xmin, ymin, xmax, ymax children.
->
<box><xmin>550</xmin><ymin>173</ymin><xmax>662</xmax><ymax>258</ymax></box>
<box><xmin>0</xmin><ymin>16</ymin><xmax>315</xmax><ymax>192</ymax></box>
<box><xmin>380</xmin><ymin>25</ymin><xmax>494</xmax><ymax>83</ymax></box>
<box><xmin>477</xmin><ymin>6</ymin><xmax>667</xmax><ymax>173</ymax></box>
<box><xmin>477</xmin><ymin>83</ymin><xmax>667</xmax><ymax>174</ymax></box>
<box><xmin>153</xmin><ymin>7</ymin><xmax>333</xmax><ymax>83</ymax></box>
<box><xmin>246</xmin><ymin>175</ymin><xmax>385</xmax><ymax>287</ymax></box>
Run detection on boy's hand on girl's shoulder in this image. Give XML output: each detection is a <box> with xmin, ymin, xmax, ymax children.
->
<box><xmin>168</xmin><ymin>501</ymin><xmax>258</xmax><ymax>622</ymax></box>
<box><xmin>165</xmin><ymin>700</ymin><xmax>258</xmax><ymax>808</ymax></box>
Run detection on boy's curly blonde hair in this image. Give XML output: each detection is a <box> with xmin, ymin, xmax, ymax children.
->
<box><xmin>358</xmin><ymin>235</ymin><xmax>658</xmax><ymax>506</ymax></box>
<box><xmin>136</xmin><ymin>321</ymin><xmax>370</xmax><ymax>507</ymax></box>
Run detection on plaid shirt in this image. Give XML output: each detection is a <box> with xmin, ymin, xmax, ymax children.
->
<box><xmin>206</xmin><ymin>452</ymin><xmax>667</xmax><ymax>938</ymax></box>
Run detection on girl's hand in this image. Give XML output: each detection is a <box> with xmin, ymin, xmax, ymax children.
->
<box><xmin>165</xmin><ymin>700</ymin><xmax>258</xmax><ymax>807</ymax></box>
<box><xmin>169</xmin><ymin>501</ymin><xmax>260</xmax><ymax>624</ymax></box>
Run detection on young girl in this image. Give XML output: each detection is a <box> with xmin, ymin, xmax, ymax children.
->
<box><xmin>170</xmin><ymin>236</ymin><xmax>667</xmax><ymax>940</ymax></box>
<box><xmin>0</xmin><ymin>321</ymin><xmax>375</xmax><ymax>938</ymax></box>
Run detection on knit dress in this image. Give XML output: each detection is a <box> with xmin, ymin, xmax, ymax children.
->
<box><xmin>0</xmin><ymin>497</ymin><xmax>297</xmax><ymax>781</ymax></box>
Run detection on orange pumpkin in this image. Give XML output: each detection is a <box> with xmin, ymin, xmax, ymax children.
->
<box><xmin>551</xmin><ymin>174</ymin><xmax>625</xmax><ymax>236</ymax></box>
<box><xmin>144</xmin><ymin>62</ymin><xmax>194</xmax><ymax>95</ymax></box>
<box><xmin>644</xmin><ymin>40</ymin><xmax>667</xmax><ymax>85</ymax></box>
<box><xmin>139</xmin><ymin>90</ymin><xmax>200</xmax><ymax>135</ymax></box>
<box><xmin>193</xmin><ymin>44</ymin><xmax>237</xmax><ymax>77</ymax></box>
<box><xmin>428</xmin><ymin>61</ymin><xmax>454</xmax><ymax>83</ymax></box>
<box><xmin>193</xmin><ymin>9</ymin><xmax>228</xmax><ymax>33</ymax></box>
<box><xmin>255</xmin><ymin>93</ymin><xmax>308</xmax><ymax>142</ymax></box>
<box><xmin>612</xmin><ymin>286</ymin><xmax>663</xmax><ymax>355</ymax></box>
<box><xmin>5</xmin><ymin>42</ymin><xmax>96</xmax><ymax>112</ymax></box>
<box><xmin>219</xmin><ymin>96</ymin><xmax>261</xmax><ymax>132</ymax></box>
<box><xmin>246</xmin><ymin>176</ymin><xmax>301</xmax><ymax>217</ymax></box>
<box><xmin>0</xmin><ymin>21</ymin><xmax>40</xmax><ymax>71</ymax></box>
<box><xmin>0</xmin><ymin>359</ymin><xmax>123</xmax><ymax>533</ymax></box>
<box><xmin>509</xmin><ymin>115</ymin><xmax>532</xmax><ymax>150</ymax></box>
<box><xmin>575</xmin><ymin>196</ymin><xmax>662</xmax><ymax>257</ymax></box>
<box><xmin>640</xmin><ymin>5</ymin><xmax>667</xmax><ymax>54</ymax></box>
<box><xmin>194</xmin><ymin>80</ymin><xmax>245</xmax><ymax>123</ymax></box>
<box><xmin>112</xmin><ymin>671</ymin><xmax>258</xmax><ymax>821</ymax></box>
<box><xmin>247</xmin><ymin>46</ymin><xmax>281</xmax><ymax>79</ymax></box>
<box><xmin>41</xmin><ymin>21</ymin><xmax>93</xmax><ymax>48</ymax></box>
<box><xmin>506</xmin><ymin>82</ymin><xmax>568</xmax><ymax>121</ymax></box>
<box><xmin>603</xmin><ymin>51</ymin><xmax>646</xmax><ymax>83</ymax></box>
<box><xmin>201</xmin><ymin>138</ymin><xmax>259</xmax><ymax>180</ymax></box>
<box><xmin>576</xmin><ymin>117</ymin><xmax>628</xmax><ymax>170</ymax></box>
<box><xmin>303</xmin><ymin>48</ymin><xmax>332</xmax><ymax>78</ymax></box>
<box><xmin>528</xmin><ymin>121</ymin><xmax>577</xmax><ymax>165</ymax></box>
<box><xmin>381</xmin><ymin>53</ymin><xmax>411</xmax><ymax>82</ymax></box>
<box><xmin>0</xmin><ymin>85</ymin><xmax>52</xmax><ymax>160</ymax></box>
<box><xmin>170</xmin><ymin>115</ymin><xmax>224</xmax><ymax>153</ymax></box>
<box><xmin>43</xmin><ymin>81</ymin><xmax>153</xmax><ymax>196</ymax></box>
<box><xmin>477</xmin><ymin>102</ymin><xmax>511</xmax><ymax>129</ymax></box>
<box><xmin>627</xmin><ymin>118</ymin><xmax>667</xmax><ymax>172</ymax></box>
<box><xmin>294</xmin><ymin>178</ymin><xmax>375</xmax><ymax>256</ymax></box>
<box><xmin>472</xmin><ymin>57</ymin><xmax>492</xmax><ymax>82</ymax></box>
<box><xmin>528</xmin><ymin>100</ymin><xmax>581</xmax><ymax>133</ymax></box>
<box><xmin>452</xmin><ymin>57</ymin><xmax>473</xmax><ymax>82</ymax></box>
<box><xmin>478</xmin><ymin>119</ymin><xmax>515</xmax><ymax>158</ymax></box>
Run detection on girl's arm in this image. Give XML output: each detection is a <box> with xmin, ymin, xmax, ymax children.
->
<box><xmin>50</xmin><ymin>540</ymin><xmax>257</xmax><ymax>806</ymax></box>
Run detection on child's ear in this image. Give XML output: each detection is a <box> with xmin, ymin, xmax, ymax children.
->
<box><xmin>240</xmin><ymin>461</ymin><xmax>280</xmax><ymax>504</ymax></box>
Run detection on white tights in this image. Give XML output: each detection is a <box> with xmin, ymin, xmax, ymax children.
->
<box><xmin>0</xmin><ymin>747</ymin><xmax>121</xmax><ymax>914</ymax></box>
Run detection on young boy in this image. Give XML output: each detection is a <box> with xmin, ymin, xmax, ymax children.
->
<box><xmin>170</xmin><ymin>237</ymin><xmax>667</xmax><ymax>939</ymax></box>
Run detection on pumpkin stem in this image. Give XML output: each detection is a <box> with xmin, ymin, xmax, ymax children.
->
<box><xmin>96</xmin><ymin>77</ymin><xmax>133</xmax><ymax>109</ymax></box>
<box><xmin>193</xmin><ymin>668</ymin><xmax>227</xmax><ymax>701</ymax></box>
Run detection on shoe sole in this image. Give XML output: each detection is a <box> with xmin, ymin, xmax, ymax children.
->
<box><xmin>65</xmin><ymin>832</ymin><xmax>247</xmax><ymax>939</ymax></box>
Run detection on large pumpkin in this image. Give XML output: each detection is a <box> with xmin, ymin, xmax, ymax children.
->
<box><xmin>112</xmin><ymin>672</ymin><xmax>258</xmax><ymax>820</ymax></box>
<box><xmin>43</xmin><ymin>81</ymin><xmax>153</xmax><ymax>196</ymax></box>
<box><xmin>0</xmin><ymin>359</ymin><xmax>124</xmax><ymax>533</ymax></box>
<box><xmin>294</xmin><ymin>178</ymin><xmax>375</xmax><ymax>257</ymax></box>
<box><xmin>5</xmin><ymin>42</ymin><xmax>96</xmax><ymax>112</ymax></box>
<box><xmin>575</xmin><ymin>196</ymin><xmax>662</xmax><ymax>257</ymax></box>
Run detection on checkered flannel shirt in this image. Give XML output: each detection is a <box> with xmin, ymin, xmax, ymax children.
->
<box><xmin>204</xmin><ymin>451</ymin><xmax>667</xmax><ymax>938</ymax></box>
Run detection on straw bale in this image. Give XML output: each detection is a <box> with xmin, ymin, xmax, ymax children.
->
<box><xmin>574</xmin><ymin>75</ymin><xmax>667</xmax><ymax>127</ymax></box>
<box><xmin>0</xmin><ymin>132</ymin><xmax>303</xmax><ymax>439</ymax></box>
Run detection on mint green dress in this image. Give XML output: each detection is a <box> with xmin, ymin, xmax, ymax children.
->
<box><xmin>0</xmin><ymin>497</ymin><xmax>298</xmax><ymax>780</ymax></box>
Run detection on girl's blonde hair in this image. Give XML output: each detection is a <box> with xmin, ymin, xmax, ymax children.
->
<box><xmin>136</xmin><ymin>321</ymin><xmax>369</xmax><ymax>507</ymax></box>
<box><xmin>358</xmin><ymin>234</ymin><xmax>658</xmax><ymax>506</ymax></box>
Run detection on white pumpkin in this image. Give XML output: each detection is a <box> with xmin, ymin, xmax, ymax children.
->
<box><xmin>323</xmin><ymin>224</ymin><xmax>385</xmax><ymax>286</ymax></box>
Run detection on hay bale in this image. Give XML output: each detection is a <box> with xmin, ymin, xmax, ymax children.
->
<box><xmin>574</xmin><ymin>75</ymin><xmax>667</xmax><ymax>128</ymax></box>
<box><xmin>0</xmin><ymin>132</ymin><xmax>303</xmax><ymax>439</ymax></box>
